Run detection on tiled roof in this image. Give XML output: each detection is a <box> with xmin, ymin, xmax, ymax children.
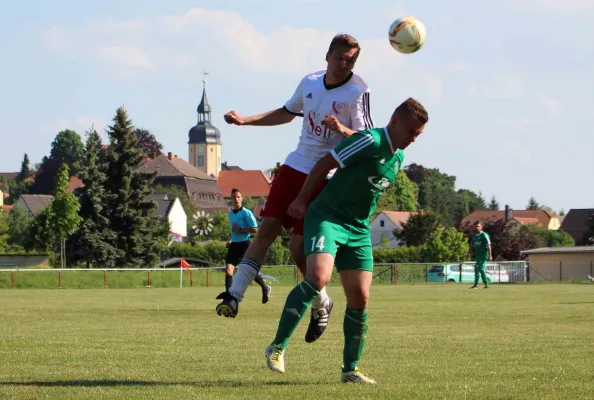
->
<box><xmin>511</xmin><ymin>217</ymin><xmax>540</xmax><ymax>226</ymax></box>
<box><xmin>18</xmin><ymin>194</ymin><xmax>53</xmax><ymax>217</ymax></box>
<box><xmin>137</xmin><ymin>155</ymin><xmax>215</xmax><ymax>181</ymax></box>
<box><xmin>522</xmin><ymin>246</ymin><xmax>594</xmax><ymax>255</ymax></box>
<box><xmin>221</xmin><ymin>163</ymin><xmax>243</xmax><ymax>171</ymax></box>
<box><xmin>0</xmin><ymin>172</ymin><xmax>18</xmax><ymax>180</ymax></box>
<box><xmin>376</xmin><ymin>211</ymin><xmax>417</xmax><ymax>229</ymax></box>
<box><xmin>185</xmin><ymin>177</ymin><xmax>229</xmax><ymax>212</ymax></box>
<box><xmin>461</xmin><ymin>210</ymin><xmax>558</xmax><ymax>228</ymax></box>
<box><xmin>559</xmin><ymin>208</ymin><xmax>594</xmax><ymax>244</ymax></box>
<box><xmin>148</xmin><ymin>193</ymin><xmax>175</xmax><ymax>218</ymax></box>
<box><xmin>217</xmin><ymin>170</ymin><xmax>271</xmax><ymax>198</ymax></box>
<box><xmin>68</xmin><ymin>176</ymin><xmax>84</xmax><ymax>193</ymax></box>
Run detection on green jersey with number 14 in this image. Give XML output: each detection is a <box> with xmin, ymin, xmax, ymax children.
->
<box><xmin>308</xmin><ymin>127</ymin><xmax>404</xmax><ymax>228</ymax></box>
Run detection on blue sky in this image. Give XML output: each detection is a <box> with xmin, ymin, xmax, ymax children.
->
<box><xmin>1</xmin><ymin>0</ymin><xmax>593</xmax><ymax>213</ymax></box>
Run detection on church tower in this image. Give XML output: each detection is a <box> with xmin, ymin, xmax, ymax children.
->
<box><xmin>188</xmin><ymin>77</ymin><xmax>222</xmax><ymax>178</ymax></box>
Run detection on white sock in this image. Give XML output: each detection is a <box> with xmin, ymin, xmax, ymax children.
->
<box><xmin>310</xmin><ymin>286</ymin><xmax>329</xmax><ymax>310</ymax></box>
<box><xmin>228</xmin><ymin>260</ymin><xmax>259</xmax><ymax>302</ymax></box>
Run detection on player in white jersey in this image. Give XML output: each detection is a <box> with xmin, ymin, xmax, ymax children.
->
<box><xmin>216</xmin><ymin>34</ymin><xmax>374</xmax><ymax>344</ymax></box>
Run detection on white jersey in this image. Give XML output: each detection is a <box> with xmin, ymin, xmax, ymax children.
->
<box><xmin>283</xmin><ymin>70</ymin><xmax>374</xmax><ymax>175</ymax></box>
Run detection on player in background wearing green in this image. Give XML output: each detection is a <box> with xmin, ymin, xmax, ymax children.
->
<box><xmin>470</xmin><ymin>221</ymin><xmax>492</xmax><ymax>289</ymax></box>
<box><xmin>263</xmin><ymin>98</ymin><xmax>429</xmax><ymax>384</ymax></box>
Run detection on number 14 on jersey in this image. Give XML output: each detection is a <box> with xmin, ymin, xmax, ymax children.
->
<box><xmin>310</xmin><ymin>236</ymin><xmax>325</xmax><ymax>251</ymax></box>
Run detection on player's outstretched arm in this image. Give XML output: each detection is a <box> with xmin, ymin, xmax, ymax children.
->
<box><xmin>287</xmin><ymin>153</ymin><xmax>338</xmax><ymax>219</ymax></box>
<box><xmin>224</xmin><ymin>108</ymin><xmax>296</xmax><ymax>127</ymax></box>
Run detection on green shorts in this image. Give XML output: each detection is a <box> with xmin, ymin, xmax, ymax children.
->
<box><xmin>303</xmin><ymin>209</ymin><xmax>373</xmax><ymax>272</ymax></box>
<box><xmin>474</xmin><ymin>259</ymin><xmax>487</xmax><ymax>270</ymax></box>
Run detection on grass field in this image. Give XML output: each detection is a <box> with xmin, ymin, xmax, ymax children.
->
<box><xmin>1</xmin><ymin>284</ymin><xmax>593</xmax><ymax>399</ymax></box>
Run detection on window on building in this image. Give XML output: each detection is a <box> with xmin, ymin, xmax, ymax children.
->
<box><xmin>380</xmin><ymin>220</ymin><xmax>385</xmax><ymax>228</ymax></box>
<box><xmin>198</xmin><ymin>156</ymin><xmax>204</xmax><ymax>166</ymax></box>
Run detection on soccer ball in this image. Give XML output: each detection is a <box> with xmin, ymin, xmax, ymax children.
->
<box><xmin>388</xmin><ymin>16</ymin><xmax>426</xmax><ymax>54</ymax></box>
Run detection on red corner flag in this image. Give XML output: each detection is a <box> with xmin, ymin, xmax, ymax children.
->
<box><xmin>180</xmin><ymin>259</ymin><xmax>191</xmax><ymax>269</ymax></box>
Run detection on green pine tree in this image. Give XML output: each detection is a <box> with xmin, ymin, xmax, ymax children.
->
<box><xmin>46</xmin><ymin>163</ymin><xmax>83</xmax><ymax>268</ymax></box>
<box><xmin>105</xmin><ymin>106</ymin><xmax>159</xmax><ymax>267</ymax></box>
<box><xmin>17</xmin><ymin>153</ymin><xmax>32</xmax><ymax>183</ymax></box>
<box><xmin>69</xmin><ymin>127</ymin><xmax>121</xmax><ymax>267</ymax></box>
<box><xmin>526</xmin><ymin>197</ymin><xmax>540</xmax><ymax>210</ymax></box>
<box><xmin>488</xmin><ymin>196</ymin><xmax>500</xmax><ymax>211</ymax></box>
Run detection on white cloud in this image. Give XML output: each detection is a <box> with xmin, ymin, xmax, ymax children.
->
<box><xmin>40</xmin><ymin>6</ymin><xmax>448</xmax><ymax>94</ymax></box>
<box><xmin>535</xmin><ymin>92</ymin><xmax>562</xmax><ymax>117</ymax></box>
<box><xmin>99</xmin><ymin>45</ymin><xmax>152</xmax><ymax>69</ymax></box>
<box><xmin>41</xmin><ymin>24</ymin><xmax>70</xmax><ymax>54</ymax></box>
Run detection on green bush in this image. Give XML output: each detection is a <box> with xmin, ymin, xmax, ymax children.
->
<box><xmin>372</xmin><ymin>246</ymin><xmax>424</xmax><ymax>263</ymax></box>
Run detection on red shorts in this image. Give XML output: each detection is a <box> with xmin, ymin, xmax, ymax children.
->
<box><xmin>260</xmin><ymin>164</ymin><xmax>327</xmax><ymax>235</ymax></box>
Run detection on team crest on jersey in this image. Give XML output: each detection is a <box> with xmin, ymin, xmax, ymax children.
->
<box><xmin>367</xmin><ymin>176</ymin><xmax>390</xmax><ymax>193</ymax></box>
<box><xmin>332</xmin><ymin>101</ymin><xmax>346</xmax><ymax>115</ymax></box>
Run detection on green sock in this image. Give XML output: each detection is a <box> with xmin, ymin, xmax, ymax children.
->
<box><xmin>480</xmin><ymin>270</ymin><xmax>489</xmax><ymax>286</ymax></box>
<box><xmin>474</xmin><ymin>270</ymin><xmax>480</xmax><ymax>286</ymax></box>
<box><xmin>272</xmin><ymin>278</ymin><xmax>320</xmax><ymax>349</ymax></box>
<box><xmin>343</xmin><ymin>307</ymin><xmax>369</xmax><ymax>372</ymax></box>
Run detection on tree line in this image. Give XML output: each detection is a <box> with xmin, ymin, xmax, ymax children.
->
<box><xmin>1</xmin><ymin>105</ymin><xmax>590</xmax><ymax>267</ymax></box>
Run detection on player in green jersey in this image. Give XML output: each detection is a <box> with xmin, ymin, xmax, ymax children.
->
<box><xmin>470</xmin><ymin>221</ymin><xmax>492</xmax><ymax>289</ymax></box>
<box><xmin>263</xmin><ymin>97</ymin><xmax>429</xmax><ymax>384</ymax></box>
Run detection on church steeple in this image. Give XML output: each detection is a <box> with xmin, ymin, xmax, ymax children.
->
<box><xmin>188</xmin><ymin>70</ymin><xmax>223</xmax><ymax>178</ymax></box>
<box><xmin>197</xmin><ymin>77</ymin><xmax>212</xmax><ymax>122</ymax></box>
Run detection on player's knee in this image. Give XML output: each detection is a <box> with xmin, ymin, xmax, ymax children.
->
<box><xmin>306</xmin><ymin>274</ymin><xmax>330</xmax><ymax>290</ymax></box>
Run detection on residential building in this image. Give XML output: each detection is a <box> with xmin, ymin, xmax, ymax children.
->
<box><xmin>149</xmin><ymin>193</ymin><xmax>187</xmax><ymax>237</ymax></box>
<box><xmin>217</xmin><ymin>170</ymin><xmax>271</xmax><ymax>199</ymax></box>
<box><xmin>560</xmin><ymin>208</ymin><xmax>594</xmax><ymax>245</ymax></box>
<box><xmin>15</xmin><ymin>194</ymin><xmax>53</xmax><ymax>217</ymax></box>
<box><xmin>461</xmin><ymin>207</ymin><xmax>562</xmax><ymax>230</ymax></box>
<box><xmin>370</xmin><ymin>211</ymin><xmax>417</xmax><ymax>248</ymax></box>
<box><xmin>137</xmin><ymin>152</ymin><xmax>229</xmax><ymax>214</ymax></box>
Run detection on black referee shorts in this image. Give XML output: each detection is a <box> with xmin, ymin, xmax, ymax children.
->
<box><xmin>225</xmin><ymin>240</ymin><xmax>251</xmax><ymax>267</ymax></box>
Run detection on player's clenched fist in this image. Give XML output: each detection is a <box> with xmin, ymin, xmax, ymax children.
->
<box><xmin>287</xmin><ymin>198</ymin><xmax>307</xmax><ymax>219</ymax></box>
<box><xmin>322</xmin><ymin>115</ymin><xmax>351</xmax><ymax>138</ymax></box>
<box><xmin>224</xmin><ymin>110</ymin><xmax>245</xmax><ymax>125</ymax></box>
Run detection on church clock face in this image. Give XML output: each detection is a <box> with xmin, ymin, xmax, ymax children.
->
<box><xmin>198</xmin><ymin>147</ymin><xmax>204</xmax><ymax>153</ymax></box>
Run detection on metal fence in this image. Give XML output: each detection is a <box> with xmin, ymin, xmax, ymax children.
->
<box><xmin>0</xmin><ymin>261</ymin><xmax>534</xmax><ymax>289</ymax></box>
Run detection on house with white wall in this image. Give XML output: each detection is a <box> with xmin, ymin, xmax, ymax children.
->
<box><xmin>150</xmin><ymin>193</ymin><xmax>187</xmax><ymax>238</ymax></box>
<box><xmin>370</xmin><ymin>211</ymin><xmax>416</xmax><ymax>248</ymax></box>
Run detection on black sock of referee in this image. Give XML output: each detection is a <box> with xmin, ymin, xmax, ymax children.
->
<box><xmin>225</xmin><ymin>275</ymin><xmax>233</xmax><ymax>292</ymax></box>
<box><xmin>254</xmin><ymin>273</ymin><xmax>267</xmax><ymax>289</ymax></box>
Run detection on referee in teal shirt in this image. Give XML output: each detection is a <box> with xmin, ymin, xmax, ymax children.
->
<box><xmin>225</xmin><ymin>188</ymin><xmax>271</xmax><ymax>303</ymax></box>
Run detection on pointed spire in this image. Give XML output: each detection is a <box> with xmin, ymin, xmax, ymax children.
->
<box><xmin>197</xmin><ymin>70</ymin><xmax>211</xmax><ymax>114</ymax></box>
